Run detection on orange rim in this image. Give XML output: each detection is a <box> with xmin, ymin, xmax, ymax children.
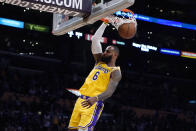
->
<box><xmin>100</xmin><ymin>18</ymin><xmax>109</xmax><ymax>23</ymax></box>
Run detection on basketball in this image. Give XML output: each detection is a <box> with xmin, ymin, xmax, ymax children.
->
<box><xmin>118</xmin><ymin>22</ymin><xmax>137</xmax><ymax>39</ymax></box>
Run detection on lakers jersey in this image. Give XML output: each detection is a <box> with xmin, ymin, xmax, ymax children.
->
<box><xmin>79</xmin><ymin>62</ymin><xmax>120</xmax><ymax>97</ymax></box>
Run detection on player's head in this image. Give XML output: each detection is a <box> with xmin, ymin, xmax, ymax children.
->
<box><xmin>101</xmin><ymin>45</ymin><xmax>119</xmax><ymax>64</ymax></box>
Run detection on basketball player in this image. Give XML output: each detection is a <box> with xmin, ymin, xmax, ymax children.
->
<box><xmin>68</xmin><ymin>22</ymin><xmax>122</xmax><ymax>131</ymax></box>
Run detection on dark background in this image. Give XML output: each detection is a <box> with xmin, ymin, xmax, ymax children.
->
<box><xmin>0</xmin><ymin>0</ymin><xmax>196</xmax><ymax>131</ymax></box>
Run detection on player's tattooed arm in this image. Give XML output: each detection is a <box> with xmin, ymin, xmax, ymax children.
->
<box><xmin>97</xmin><ymin>69</ymin><xmax>122</xmax><ymax>101</ymax></box>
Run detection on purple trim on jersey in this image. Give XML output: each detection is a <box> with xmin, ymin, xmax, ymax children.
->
<box><xmin>88</xmin><ymin>101</ymin><xmax>103</xmax><ymax>131</ymax></box>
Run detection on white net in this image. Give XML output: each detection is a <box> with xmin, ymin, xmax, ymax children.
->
<box><xmin>104</xmin><ymin>10</ymin><xmax>137</xmax><ymax>30</ymax></box>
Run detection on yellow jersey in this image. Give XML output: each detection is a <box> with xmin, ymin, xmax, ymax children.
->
<box><xmin>79</xmin><ymin>62</ymin><xmax>120</xmax><ymax>97</ymax></box>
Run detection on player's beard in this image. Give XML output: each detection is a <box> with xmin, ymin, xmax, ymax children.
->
<box><xmin>101</xmin><ymin>55</ymin><xmax>112</xmax><ymax>64</ymax></box>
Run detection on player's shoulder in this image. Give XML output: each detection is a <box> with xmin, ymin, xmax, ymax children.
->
<box><xmin>111</xmin><ymin>66</ymin><xmax>121</xmax><ymax>75</ymax></box>
<box><xmin>111</xmin><ymin>68</ymin><xmax>122</xmax><ymax>81</ymax></box>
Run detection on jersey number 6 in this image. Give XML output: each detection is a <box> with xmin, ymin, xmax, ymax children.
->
<box><xmin>92</xmin><ymin>71</ymin><xmax>100</xmax><ymax>81</ymax></box>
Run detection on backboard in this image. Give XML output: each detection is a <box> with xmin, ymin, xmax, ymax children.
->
<box><xmin>52</xmin><ymin>0</ymin><xmax>135</xmax><ymax>35</ymax></box>
<box><xmin>0</xmin><ymin>0</ymin><xmax>92</xmax><ymax>16</ymax></box>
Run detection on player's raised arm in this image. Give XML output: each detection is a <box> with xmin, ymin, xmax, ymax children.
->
<box><xmin>91</xmin><ymin>23</ymin><xmax>107</xmax><ymax>63</ymax></box>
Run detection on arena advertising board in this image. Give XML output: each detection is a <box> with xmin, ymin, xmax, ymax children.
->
<box><xmin>0</xmin><ymin>17</ymin><xmax>24</xmax><ymax>28</ymax></box>
<box><xmin>0</xmin><ymin>0</ymin><xmax>92</xmax><ymax>16</ymax></box>
<box><xmin>25</xmin><ymin>23</ymin><xmax>49</xmax><ymax>32</ymax></box>
<box><xmin>181</xmin><ymin>51</ymin><xmax>196</xmax><ymax>59</ymax></box>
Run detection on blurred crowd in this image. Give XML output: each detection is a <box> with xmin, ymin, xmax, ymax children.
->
<box><xmin>0</xmin><ymin>61</ymin><xmax>196</xmax><ymax>131</ymax></box>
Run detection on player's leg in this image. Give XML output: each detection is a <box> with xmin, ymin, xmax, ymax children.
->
<box><xmin>68</xmin><ymin>98</ymin><xmax>82</xmax><ymax>130</ymax></box>
<box><xmin>78</xmin><ymin>100</ymin><xmax>104</xmax><ymax>131</ymax></box>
